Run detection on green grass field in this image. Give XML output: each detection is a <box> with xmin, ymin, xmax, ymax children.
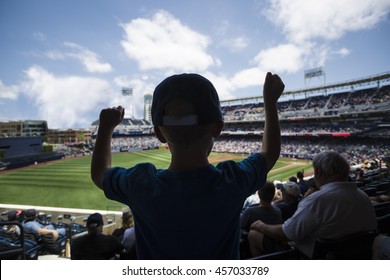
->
<box><xmin>0</xmin><ymin>150</ymin><xmax>312</xmax><ymax>210</ymax></box>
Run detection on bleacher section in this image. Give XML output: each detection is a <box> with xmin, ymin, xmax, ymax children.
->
<box><xmin>0</xmin><ymin>205</ymin><xmax>123</xmax><ymax>260</ymax></box>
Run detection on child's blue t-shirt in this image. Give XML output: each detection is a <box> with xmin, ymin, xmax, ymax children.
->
<box><xmin>103</xmin><ymin>152</ymin><xmax>267</xmax><ymax>259</ymax></box>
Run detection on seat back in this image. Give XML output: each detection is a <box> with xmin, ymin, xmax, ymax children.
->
<box><xmin>1</xmin><ymin>228</ymin><xmax>19</xmax><ymax>242</ymax></box>
<box><xmin>24</xmin><ymin>230</ymin><xmax>41</xmax><ymax>243</ymax></box>
<box><xmin>249</xmin><ymin>246</ymin><xmax>302</xmax><ymax>260</ymax></box>
<box><xmin>0</xmin><ymin>221</ymin><xmax>25</xmax><ymax>260</ymax></box>
<box><xmin>41</xmin><ymin>233</ymin><xmax>66</xmax><ymax>255</ymax></box>
<box><xmin>312</xmin><ymin>230</ymin><xmax>378</xmax><ymax>260</ymax></box>
<box><xmin>374</xmin><ymin>201</ymin><xmax>390</xmax><ymax>217</ymax></box>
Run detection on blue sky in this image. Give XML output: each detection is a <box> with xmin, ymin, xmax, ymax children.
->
<box><xmin>1</xmin><ymin>0</ymin><xmax>390</xmax><ymax>129</ymax></box>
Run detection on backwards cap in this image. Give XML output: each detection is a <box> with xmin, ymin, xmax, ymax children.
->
<box><xmin>151</xmin><ymin>73</ymin><xmax>223</xmax><ymax>126</ymax></box>
<box><xmin>282</xmin><ymin>181</ymin><xmax>301</xmax><ymax>197</ymax></box>
<box><xmin>25</xmin><ymin>209</ymin><xmax>37</xmax><ymax>219</ymax></box>
<box><xmin>86</xmin><ymin>212</ymin><xmax>103</xmax><ymax>228</ymax></box>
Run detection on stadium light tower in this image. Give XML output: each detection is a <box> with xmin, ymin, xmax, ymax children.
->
<box><xmin>304</xmin><ymin>67</ymin><xmax>326</xmax><ymax>87</ymax></box>
<box><xmin>122</xmin><ymin>87</ymin><xmax>134</xmax><ymax>118</ymax></box>
<box><xmin>304</xmin><ymin>67</ymin><xmax>326</xmax><ymax>98</ymax></box>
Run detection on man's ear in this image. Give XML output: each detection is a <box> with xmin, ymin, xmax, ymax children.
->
<box><xmin>212</xmin><ymin>121</ymin><xmax>224</xmax><ymax>137</ymax></box>
<box><xmin>314</xmin><ymin>167</ymin><xmax>322</xmax><ymax>177</ymax></box>
<box><xmin>154</xmin><ymin>126</ymin><xmax>167</xmax><ymax>143</ymax></box>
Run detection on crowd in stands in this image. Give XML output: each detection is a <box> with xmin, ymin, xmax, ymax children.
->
<box><xmin>110</xmin><ymin>136</ymin><xmax>160</xmax><ymax>152</ymax></box>
<box><xmin>212</xmin><ymin>136</ymin><xmax>390</xmax><ymax>167</ymax></box>
<box><xmin>221</xmin><ymin>84</ymin><xmax>390</xmax><ymax>122</ymax></box>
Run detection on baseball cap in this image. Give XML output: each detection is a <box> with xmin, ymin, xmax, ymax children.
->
<box><xmin>87</xmin><ymin>213</ymin><xmax>103</xmax><ymax>228</ymax></box>
<box><xmin>151</xmin><ymin>73</ymin><xmax>223</xmax><ymax>126</ymax></box>
<box><xmin>282</xmin><ymin>181</ymin><xmax>301</xmax><ymax>197</ymax></box>
<box><xmin>7</xmin><ymin>210</ymin><xmax>20</xmax><ymax>221</ymax></box>
<box><xmin>25</xmin><ymin>209</ymin><xmax>37</xmax><ymax>219</ymax></box>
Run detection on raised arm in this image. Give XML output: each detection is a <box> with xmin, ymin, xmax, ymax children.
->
<box><xmin>261</xmin><ymin>72</ymin><xmax>284</xmax><ymax>172</ymax></box>
<box><xmin>91</xmin><ymin>106</ymin><xmax>124</xmax><ymax>189</ymax></box>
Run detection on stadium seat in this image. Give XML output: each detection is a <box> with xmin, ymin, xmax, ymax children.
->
<box><xmin>377</xmin><ymin>184</ymin><xmax>390</xmax><ymax>196</ymax></box>
<box><xmin>0</xmin><ymin>239</ymin><xmax>24</xmax><ymax>260</ymax></box>
<box><xmin>362</xmin><ymin>187</ymin><xmax>377</xmax><ymax>197</ymax></box>
<box><xmin>41</xmin><ymin>233</ymin><xmax>67</xmax><ymax>256</ymax></box>
<box><xmin>0</xmin><ymin>221</ymin><xmax>40</xmax><ymax>260</ymax></box>
<box><xmin>311</xmin><ymin>230</ymin><xmax>378</xmax><ymax>260</ymax></box>
<box><xmin>374</xmin><ymin>202</ymin><xmax>390</xmax><ymax>217</ymax></box>
<box><xmin>249</xmin><ymin>245</ymin><xmax>302</xmax><ymax>260</ymax></box>
<box><xmin>24</xmin><ymin>230</ymin><xmax>42</xmax><ymax>243</ymax></box>
<box><xmin>1</xmin><ymin>228</ymin><xmax>19</xmax><ymax>243</ymax></box>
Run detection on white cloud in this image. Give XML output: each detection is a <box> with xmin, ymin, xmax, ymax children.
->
<box><xmin>336</xmin><ymin>48</ymin><xmax>351</xmax><ymax>57</ymax></box>
<box><xmin>223</xmin><ymin>37</ymin><xmax>249</xmax><ymax>52</ymax></box>
<box><xmin>202</xmin><ymin>72</ymin><xmax>235</xmax><ymax>101</ymax></box>
<box><xmin>0</xmin><ymin>81</ymin><xmax>19</xmax><ymax>100</ymax></box>
<box><xmin>120</xmin><ymin>10</ymin><xmax>216</xmax><ymax>72</ymax></box>
<box><xmin>45</xmin><ymin>50</ymin><xmax>66</xmax><ymax>60</ymax></box>
<box><xmin>225</xmin><ymin>43</ymin><xmax>308</xmax><ymax>93</ymax></box>
<box><xmin>64</xmin><ymin>42</ymin><xmax>113</xmax><ymax>73</ymax></box>
<box><xmin>42</xmin><ymin>43</ymin><xmax>113</xmax><ymax>73</ymax></box>
<box><xmin>264</xmin><ymin>0</ymin><xmax>390</xmax><ymax>43</ymax></box>
<box><xmin>22</xmin><ymin>66</ymin><xmax>112</xmax><ymax>128</ymax></box>
<box><xmin>252</xmin><ymin>43</ymin><xmax>305</xmax><ymax>73</ymax></box>
<box><xmin>226</xmin><ymin>0</ymin><xmax>390</xmax><ymax>90</ymax></box>
<box><xmin>231</xmin><ymin>68</ymin><xmax>267</xmax><ymax>90</ymax></box>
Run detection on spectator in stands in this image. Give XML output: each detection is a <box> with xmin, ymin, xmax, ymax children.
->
<box><xmin>250</xmin><ymin>151</ymin><xmax>377</xmax><ymax>258</ymax></box>
<box><xmin>121</xmin><ymin>224</ymin><xmax>137</xmax><ymax>259</ymax></box>
<box><xmin>241</xmin><ymin>181</ymin><xmax>282</xmax><ymax>232</ymax></box>
<box><xmin>241</xmin><ymin>191</ymin><xmax>260</xmax><ymax>214</ymax></box>
<box><xmin>112</xmin><ymin>209</ymin><xmax>133</xmax><ymax>242</ymax></box>
<box><xmin>354</xmin><ymin>168</ymin><xmax>365</xmax><ymax>184</ymax></box>
<box><xmin>273</xmin><ymin>181</ymin><xmax>300</xmax><ymax>221</ymax></box>
<box><xmin>288</xmin><ymin>176</ymin><xmax>298</xmax><ymax>183</ymax></box>
<box><xmin>3</xmin><ymin>210</ymin><xmax>22</xmax><ymax>236</ymax></box>
<box><xmin>71</xmin><ymin>212</ymin><xmax>122</xmax><ymax>260</ymax></box>
<box><xmin>297</xmin><ymin>171</ymin><xmax>309</xmax><ymax>195</ymax></box>
<box><xmin>241</xmin><ymin>181</ymin><xmax>286</xmax><ymax>257</ymax></box>
<box><xmin>303</xmin><ymin>177</ymin><xmax>319</xmax><ymax>198</ymax></box>
<box><xmin>22</xmin><ymin>209</ymin><xmax>66</xmax><ymax>240</ymax></box>
<box><xmin>91</xmin><ymin>72</ymin><xmax>284</xmax><ymax>259</ymax></box>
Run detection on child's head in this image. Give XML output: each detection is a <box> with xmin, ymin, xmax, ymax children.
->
<box><xmin>151</xmin><ymin>74</ymin><xmax>224</xmax><ymax>149</ymax></box>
